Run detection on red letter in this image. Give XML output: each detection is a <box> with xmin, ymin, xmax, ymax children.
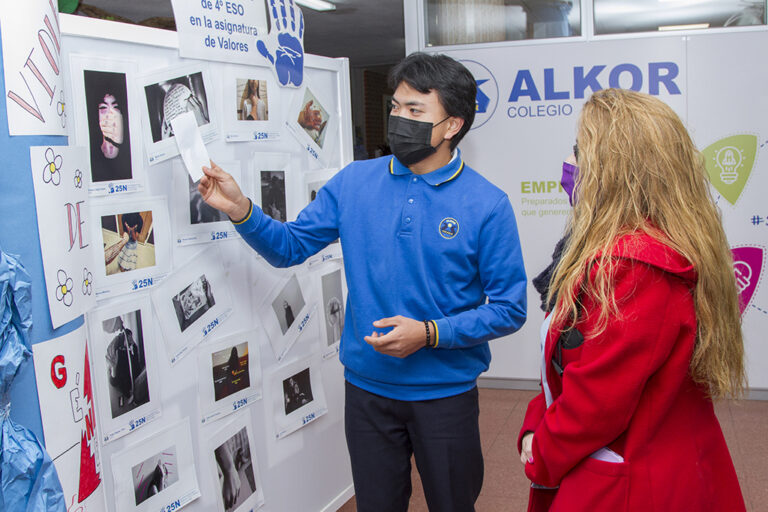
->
<box><xmin>51</xmin><ymin>355</ymin><xmax>67</xmax><ymax>388</ymax></box>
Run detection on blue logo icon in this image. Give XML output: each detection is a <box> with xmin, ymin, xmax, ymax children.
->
<box><xmin>439</xmin><ymin>217</ymin><xmax>460</xmax><ymax>239</ymax></box>
<box><xmin>460</xmin><ymin>60</ymin><xmax>498</xmax><ymax>130</ymax></box>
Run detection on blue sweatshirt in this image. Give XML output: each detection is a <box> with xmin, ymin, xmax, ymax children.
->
<box><xmin>234</xmin><ymin>151</ymin><xmax>527</xmax><ymax>400</ymax></box>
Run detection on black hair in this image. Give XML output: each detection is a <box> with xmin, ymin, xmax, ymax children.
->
<box><xmin>121</xmin><ymin>212</ymin><xmax>144</xmax><ymax>234</ymax></box>
<box><xmin>388</xmin><ymin>52</ymin><xmax>476</xmax><ymax>151</ymax></box>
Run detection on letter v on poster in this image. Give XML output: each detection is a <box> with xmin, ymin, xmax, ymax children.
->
<box><xmin>1</xmin><ymin>0</ymin><xmax>68</xmax><ymax>135</ymax></box>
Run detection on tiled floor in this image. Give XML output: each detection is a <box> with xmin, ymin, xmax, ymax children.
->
<box><xmin>338</xmin><ymin>388</ymin><xmax>768</xmax><ymax>511</ymax></box>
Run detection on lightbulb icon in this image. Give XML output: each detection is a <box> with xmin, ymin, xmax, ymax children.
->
<box><xmin>715</xmin><ymin>146</ymin><xmax>744</xmax><ymax>185</ymax></box>
<box><xmin>733</xmin><ymin>260</ymin><xmax>752</xmax><ymax>293</ymax></box>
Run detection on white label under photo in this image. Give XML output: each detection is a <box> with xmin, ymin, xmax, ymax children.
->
<box><xmin>86</xmin><ymin>294</ymin><xmax>163</xmax><ymax>444</ymax></box>
<box><xmin>172</xmin><ymin>159</ymin><xmax>243</xmax><ymax>246</ymax></box>
<box><xmin>258</xmin><ymin>273</ymin><xmax>314</xmax><ymax>361</ymax></box>
<box><xmin>111</xmin><ymin>418</ymin><xmax>201</xmax><ymax>512</ymax></box>
<box><xmin>138</xmin><ymin>64</ymin><xmax>219</xmax><ymax>165</ymax></box>
<box><xmin>197</xmin><ymin>332</ymin><xmax>263</xmax><ymax>425</ymax></box>
<box><xmin>90</xmin><ymin>196</ymin><xmax>172</xmax><ymax>299</ymax></box>
<box><xmin>150</xmin><ymin>245</ymin><xmax>234</xmax><ymax>365</ymax></box>
<box><xmin>268</xmin><ymin>354</ymin><xmax>328</xmax><ymax>440</ymax></box>
<box><xmin>68</xmin><ymin>54</ymin><xmax>146</xmax><ymax>196</ymax></box>
<box><xmin>223</xmin><ymin>65</ymin><xmax>282</xmax><ymax>142</ymax></box>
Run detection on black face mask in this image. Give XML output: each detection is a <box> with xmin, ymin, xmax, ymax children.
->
<box><xmin>387</xmin><ymin>115</ymin><xmax>449</xmax><ymax>166</ymax></box>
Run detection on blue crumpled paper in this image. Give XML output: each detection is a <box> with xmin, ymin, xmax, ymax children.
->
<box><xmin>0</xmin><ymin>248</ymin><xmax>65</xmax><ymax>511</ymax></box>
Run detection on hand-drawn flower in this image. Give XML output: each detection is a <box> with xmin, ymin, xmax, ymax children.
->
<box><xmin>74</xmin><ymin>169</ymin><xmax>83</xmax><ymax>188</ymax></box>
<box><xmin>43</xmin><ymin>147</ymin><xmax>62</xmax><ymax>186</ymax></box>
<box><xmin>82</xmin><ymin>268</ymin><xmax>93</xmax><ymax>296</ymax></box>
<box><xmin>57</xmin><ymin>91</ymin><xmax>66</xmax><ymax>128</ymax></box>
<box><xmin>56</xmin><ymin>269</ymin><xmax>74</xmax><ymax>307</ymax></box>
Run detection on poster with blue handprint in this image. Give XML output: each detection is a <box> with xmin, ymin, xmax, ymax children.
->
<box><xmin>257</xmin><ymin>0</ymin><xmax>306</xmax><ymax>88</ymax></box>
<box><xmin>30</xmin><ymin>145</ymin><xmax>97</xmax><ymax>328</ymax></box>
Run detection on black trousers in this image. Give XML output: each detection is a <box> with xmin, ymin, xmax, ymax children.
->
<box><xmin>344</xmin><ymin>381</ymin><xmax>484</xmax><ymax>512</ymax></box>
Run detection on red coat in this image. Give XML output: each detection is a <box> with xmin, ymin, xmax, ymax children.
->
<box><xmin>519</xmin><ymin>232</ymin><xmax>745</xmax><ymax>512</ymax></box>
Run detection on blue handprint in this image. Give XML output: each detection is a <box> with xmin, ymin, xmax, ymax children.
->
<box><xmin>257</xmin><ymin>0</ymin><xmax>305</xmax><ymax>87</ymax></box>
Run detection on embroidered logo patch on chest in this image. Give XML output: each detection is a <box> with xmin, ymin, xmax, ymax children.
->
<box><xmin>439</xmin><ymin>217</ymin><xmax>459</xmax><ymax>239</ymax></box>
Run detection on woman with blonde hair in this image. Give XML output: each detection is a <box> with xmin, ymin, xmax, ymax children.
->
<box><xmin>519</xmin><ymin>88</ymin><xmax>746</xmax><ymax>511</ymax></box>
<box><xmin>240</xmin><ymin>79</ymin><xmax>266</xmax><ymax>121</ymax></box>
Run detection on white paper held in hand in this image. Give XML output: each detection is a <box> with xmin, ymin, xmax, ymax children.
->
<box><xmin>171</xmin><ymin>110</ymin><xmax>209</xmax><ymax>182</ymax></box>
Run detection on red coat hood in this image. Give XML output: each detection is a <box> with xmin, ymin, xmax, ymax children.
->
<box><xmin>608</xmin><ymin>232</ymin><xmax>697</xmax><ymax>285</ymax></box>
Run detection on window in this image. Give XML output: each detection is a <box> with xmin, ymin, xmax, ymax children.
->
<box><xmin>424</xmin><ymin>0</ymin><xmax>581</xmax><ymax>46</ymax></box>
<box><xmin>593</xmin><ymin>0</ymin><xmax>766</xmax><ymax>35</ymax></box>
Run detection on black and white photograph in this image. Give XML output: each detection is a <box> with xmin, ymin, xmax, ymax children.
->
<box><xmin>283</xmin><ymin>368</ymin><xmax>314</xmax><ymax>415</ymax></box>
<box><xmin>212</xmin><ymin>342</ymin><xmax>250</xmax><ymax>402</ymax></box>
<box><xmin>306</xmin><ymin>179</ymin><xmax>325</xmax><ymax>204</ymax></box>
<box><xmin>271</xmin><ymin>275</ymin><xmax>306</xmax><ymax>335</ymax></box>
<box><xmin>236</xmin><ymin>78</ymin><xmax>269</xmax><ymax>121</ymax></box>
<box><xmin>321</xmin><ymin>269</ymin><xmax>345</xmax><ymax>348</ymax></box>
<box><xmin>189</xmin><ymin>175</ymin><xmax>227</xmax><ymax>224</ymax></box>
<box><xmin>260</xmin><ymin>170</ymin><xmax>287</xmax><ymax>222</ymax></box>
<box><xmin>88</xmin><ymin>296</ymin><xmax>161</xmax><ymax>443</ymax></box>
<box><xmin>172</xmin><ymin>274</ymin><xmax>215</xmax><ymax>333</ymax></box>
<box><xmin>131</xmin><ymin>446</ymin><xmax>180</xmax><ymax>506</ymax></box>
<box><xmin>112</xmin><ymin>419</ymin><xmax>200</xmax><ymax>512</ymax></box>
<box><xmin>84</xmin><ymin>69</ymin><xmax>133</xmax><ymax>183</ymax></box>
<box><xmin>102</xmin><ymin>309</ymin><xmax>150</xmax><ymax>418</ymax></box>
<box><xmin>269</xmin><ymin>356</ymin><xmax>328</xmax><ymax>439</ymax></box>
<box><xmin>143</xmin><ymin>71</ymin><xmax>210</xmax><ymax>143</ymax></box>
<box><xmin>69</xmin><ymin>55</ymin><xmax>145</xmax><ymax>195</ymax></box>
<box><xmin>214</xmin><ymin>427</ymin><xmax>258</xmax><ymax>512</ymax></box>
<box><xmin>151</xmin><ymin>246</ymin><xmax>234</xmax><ymax>365</ymax></box>
<box><xmin>296</xmin><ymin>88</ymin><xmax>330</xmax><ymax>149</ymax></box>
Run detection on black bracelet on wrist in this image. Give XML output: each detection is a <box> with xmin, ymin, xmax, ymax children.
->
<box><xmin>424</xmin><ymin>320</ymin><xmax>433</xmax><ymax>348</ymax></box>
<box><xmin>230</xmin><ymin>198</ymin><xmax>253</xmax><ymax>225</ymax></box>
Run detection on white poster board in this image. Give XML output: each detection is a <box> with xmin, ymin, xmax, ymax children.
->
<box><xmin>30</xmin><ymin>145</ymin><xmax>97</xmax><ymax>328</ymax></box>
<box><xmin>87</xmin><ymin>295</ymin><xmax>163</xmax><ymax>443</ymax></box>
<box><xmin>111</xmin><ymin>419</ymin><xmax>201</xmax><ymax>512</ymax></box>
<box><xmin>151</xmin><ymin>246</ymin><xmax>234</xmax><ymax>365</ymax></box>
<box><xmin>267</xmin><ymin>353</ymin><xmax>328</xmax><ymax>439</ymax></box>
<box><xmin>197</xmin><ymin>332</ymin><xmax>263</xmax><ymax>425</ymax></box>
<box><xmin>32</xmin><ymin>325</ymin><xmax>108</xmax><ymax>511</ymax></box>
<box><xmin>0</xmin><ymin>0</ymin><xmax>67</xmax><ymax>135</ymax></box>
<box><xmin>68</xmin><ymin>54</ymin><xmax>145</xmax><ymax>196</ymax></box>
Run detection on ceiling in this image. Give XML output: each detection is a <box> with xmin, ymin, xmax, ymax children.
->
<box><xmin>79</xmin><ymin>0</ymin><xmax>405</xmax><ymax>68</ymax></box>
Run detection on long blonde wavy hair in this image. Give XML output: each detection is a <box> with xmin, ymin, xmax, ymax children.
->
<box><xmin>548</xmin><ymin>88</ymin><xmax>745</xmax><ymax>398</ymax></box>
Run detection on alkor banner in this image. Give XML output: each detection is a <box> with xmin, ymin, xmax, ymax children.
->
<box><xmin>437</xmin><ymin>33</ymin><xmax>768</xmax><ymax>388</ymax></box>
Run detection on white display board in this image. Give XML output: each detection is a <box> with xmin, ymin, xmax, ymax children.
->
<box><xmin>61</xmin><ymin>14</ymin><xmax>354</xmax><ymax>512</ymax></box>
<box><xmin>407</xmin><ymin>19</ymin><xmax>768</xmax><ymax>391</ymax></box>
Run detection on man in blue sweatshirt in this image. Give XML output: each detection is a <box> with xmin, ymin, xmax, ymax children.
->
<box><xmin>198</xmin><ymin>52</ymin><xmax>527</xmax><ymax>512</ymax></box>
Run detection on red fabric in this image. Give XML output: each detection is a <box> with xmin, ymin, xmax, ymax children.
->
<box><xmin>520</xmin><ymin>232</ymin><xmax>745</xmax><ymax>512</ymax></box>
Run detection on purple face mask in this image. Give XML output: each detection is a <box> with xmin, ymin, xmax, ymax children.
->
<box><xmin>561</xmin><ymin>161</ymin><xmax>579</xmax><ymax>206</ymax></box>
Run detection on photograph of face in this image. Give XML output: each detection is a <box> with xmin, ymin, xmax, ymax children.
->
<box><xmin>283</xmin><ymin>368</ymin><xmax>314</xmax><ymax>415</ymax></box>
<box><xmin>236</xmin><ymin>79</ymin><xmax>268</xmax><ymax>121</ymax></box>
<box><xmin>144</xmin><ymin>72</ymin><xmax>210</xmax><ymax>143</ymax></box>
<box><xmin>102</xmin><ymin>310</ymin><xmax>150</xmax><ymax>419</ymax></box>
<box><xmin>172</xmin><ymin>275</ymin><xmax>215</xmax><ymax>332</ymax></box>
<box><xmin>214</xmin><ymin>427</ymin><xmax>257</xmax><ymax>512</ymax></box>
<box><xmin>83</xmin><ymin>70</ymin><xmax>132</xmax><ymax>183</ymax></box>
<box><xmin>270</xmin><ymin>275</ymin><xmax>305</xmax><ymax>335</ymax></box>
<box><xmin>132</xmin><ymin>446</ymin><xmax>180</xmax><ymax>506</ymax></box>
<box><xmin>102</xmin><ymin>211</ymin><xmax>155</xmax><ymax>276</ymax></box>
<box><xmin>297</xmin><ymin>88</ymin><xmax>329</xmax><ymax>149</ymax></box>
<box><xmin>321</xmin><ymin>270</ymin><xmax>345</xmax><ymax>347</ymax></box>
<box><xmin>212</xmin><ymin>342</ymin><xmax>250</xmax><ymax>402</ymax></box>
<box><xmin>189</xmin><ymin>175</ymin><xmax>227</xmax><ymax>224</ymax></box>
<box><xmin>260</xmin><ymin>171</ymin><xmax>287</xmax><ymax>223</ymax></box>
